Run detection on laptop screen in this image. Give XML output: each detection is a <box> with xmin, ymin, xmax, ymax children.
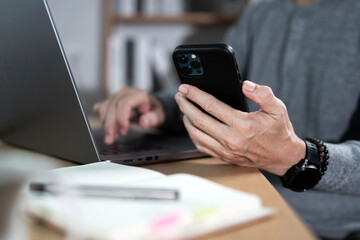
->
<box><xmin>0</xmin><ymin>0</ymin><xmax>100</xmax><ymax>163</ymax></box>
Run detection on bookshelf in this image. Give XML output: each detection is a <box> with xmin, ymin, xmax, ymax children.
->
<box><xmin>112</xmin><ymin>13</ymin><xmax>237</xmax><ymax>25</ymax></box>
<box><xmin>101</xmin><ymin>0</ymin><xmax>247</xmax><ymax>96</ymax></box>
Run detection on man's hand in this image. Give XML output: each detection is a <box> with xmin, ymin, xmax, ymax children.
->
<box><xmin>175</xmin><ymin>81</ymin><xmax>306</xmax><ymax>176</ymax></box>
<box><xmin>93</xmin><ymin>86</ymin><xmax>165</xmax><ymax>145</ymax></box>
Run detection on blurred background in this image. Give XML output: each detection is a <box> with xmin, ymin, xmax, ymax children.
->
<box><xmin>47</xmin><ymin>0</ymin><xmax>260</xmax><ymax>116</ymax></box>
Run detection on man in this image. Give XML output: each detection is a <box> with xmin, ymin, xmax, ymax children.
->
<box><xmin>94</xmin><ymin>0</ymin><xmax>360</xmax><ymax>239</ymax></box>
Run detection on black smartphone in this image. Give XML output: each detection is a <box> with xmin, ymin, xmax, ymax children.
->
<box><xmin>172</xmin><ymin>44</ymin><xmax>248</xmax><ymax>114</ymax></box>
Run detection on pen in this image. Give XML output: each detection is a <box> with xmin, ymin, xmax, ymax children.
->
<box><xmin>29</xmin><ymin>183</ymin><xmax>179</xmax><ymax>201</ymax></box>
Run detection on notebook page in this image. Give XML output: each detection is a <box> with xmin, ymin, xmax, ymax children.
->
<box><xmin>25</xmin><ymin>173</ymin><xmax>273</xmax><ymax>240</ymax></box>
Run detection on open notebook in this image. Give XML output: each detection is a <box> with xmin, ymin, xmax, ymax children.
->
<box><xmin>24</xmin><ymin>162</ymin><xmax>273</xmax><ymax>240</ymax></box>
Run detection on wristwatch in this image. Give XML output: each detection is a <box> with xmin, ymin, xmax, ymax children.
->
<box><xmin>281</xmin><ymin>138</ymin><xmax>329</xmax><ymax>192</ymax></box>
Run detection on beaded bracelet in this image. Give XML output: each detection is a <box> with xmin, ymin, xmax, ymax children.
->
<box><xmin>306</xmin><ymin>137</ymin><xmax>329</xmax><ymax>175</ymax></box>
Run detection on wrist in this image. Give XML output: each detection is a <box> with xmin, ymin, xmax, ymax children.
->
<box><xmin>279</xmin><ymin>136</ymin><xmax>306</xmax><ymax>176</ymax></box>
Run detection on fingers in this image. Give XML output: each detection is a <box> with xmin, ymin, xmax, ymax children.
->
<box><xmin>103</xmin><ymin>102</ymin><xmax>119</xmax><ymax>144</ymax></box>
<box><xmin>94</xmin><ymin>97</ymin><xmax>122</xmax><ymax>144</ymax></box>
<box><xmin>178</xmin><ymin>84</ymin><xmax>246</xmax><ymax>125</ymax></box>
<box><xmin>114</xmin><ymin>92</ymin><xmax>164</xmax><ymax>133</ymax></box>
<box><xmin>111</xmin><ymin>91</ymin><xmax>150</xmax><ymax>135</ymax></box>
<box><xmin>182</xmin><ymin>116</ymin><xmax>222</xmax><ymax>159</ymax></box>
<box><xmin>242</xmin><ymin>81</ymin><xmax>285</xmax><ymax>115</ymax></box>
<box><xmin>93</xmin><ymin>87</ymin><xmax>165</xmax><ymax>145</ymax></box>
<box><xmin>175</xmin><ymin>92</ymin><xmax>228</xmax><ymax>141</ymax></box>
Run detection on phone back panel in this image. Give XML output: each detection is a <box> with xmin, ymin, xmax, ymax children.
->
<box><xmin>173</xmin><ymin>44</ymin><xmax>248</xmax><ymax>112</ymax></box>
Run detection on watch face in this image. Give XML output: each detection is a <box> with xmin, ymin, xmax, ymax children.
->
<box><xmin>289</xmin><ymin>169</ymin><xmax>321</xmax><ymax>192</ymax></box>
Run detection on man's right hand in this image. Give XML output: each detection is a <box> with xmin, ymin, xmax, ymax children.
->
<box><xmin>93</xmin><ymin>86</ymin><xmax>165</xmax><ymax>145</ymax></box>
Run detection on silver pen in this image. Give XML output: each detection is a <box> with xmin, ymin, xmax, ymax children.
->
<box><xmin>30</xmin><ymin>182</ymin><xmax>179</xmax><ymax>201</ymax></box>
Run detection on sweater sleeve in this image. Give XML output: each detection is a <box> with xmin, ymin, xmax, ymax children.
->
<box><xmin>315</xmin><ymin>140</ymin><xmax>360</xmax><ymax>196</ymax></box>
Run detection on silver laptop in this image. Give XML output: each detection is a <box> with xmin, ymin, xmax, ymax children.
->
<box><xmin>0</xmin><ymin>0</ymin><xmax>205</xmax><ymax>164</ymax></box>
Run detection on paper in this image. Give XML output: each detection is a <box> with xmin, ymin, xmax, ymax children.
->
<box><xmin>24</xmin><ymin>162</ymin><xmax>273</xmax><ymax>240</ymax></box>
<box><xmin>44</xmin><ymin>162</ymin><xmax>164</xmax><ymax>186</ymax></box>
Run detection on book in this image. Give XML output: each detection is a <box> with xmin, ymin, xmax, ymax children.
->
<box><xmin>132</xmin><ymin>36</ymin><xmax>153</xmax><ymax>92</ymax></box>
<box><xmin>24</xmin><ymin>162</ymin><xmax>273</xmax><ymax>240</ymax></box>
<box><xmin>107</xmin><ymin>31</ymin><xmax>125</xmax><ymax>95</ymax></box>
<box><xmin>107</xmin><ymin>29</ymin><xmax>153</xmax><ymax>94</ymax></box>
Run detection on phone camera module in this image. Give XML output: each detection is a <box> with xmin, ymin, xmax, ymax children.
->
<box><xmin>190</xmin><ymin>60</ymin><xmax>201</xmax><ymax>69</ymax></box>
<box><xmin>176</xmin><ymin>53</ymin><xmax>204</xmax><ymax>76</ymax></box>
<box><xmin>178</xmin><ymin>55</ymin><xmax>189</xmax><ymax>64</ymax></box>
<box><xmin>181</xmin><ymin>66</ymin><xmax>193</xmax><ymax>75</ymax></box>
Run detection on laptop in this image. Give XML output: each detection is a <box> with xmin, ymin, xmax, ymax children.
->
<box><xmin>0</xmin><ymin>0</ymin><xmax>205</xmax><ymax>164</ymax></box>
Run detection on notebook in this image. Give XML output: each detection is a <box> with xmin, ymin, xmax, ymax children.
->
<box><xmin>0</xmin><ymin>0</ymin><xmax>205</xmax><ymax>165</ymax></box>
<box><xmin>24</xmin><ymin>162</ymin><xmax>274</xmax><ymax>240</ymax></box>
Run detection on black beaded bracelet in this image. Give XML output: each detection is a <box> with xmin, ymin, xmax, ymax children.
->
<box><xmin>305</xmin><ymin>137</ymin><xmax>329</xmax><ymax>175</ymax></box>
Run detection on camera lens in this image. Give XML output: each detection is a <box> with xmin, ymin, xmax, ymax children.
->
<box><xmin>190</xmin><ymin>60</ymin><xmax>201</xmax><ymax>69</ymax></box>
<box><xmin>178</xmin><ymin>55</ymin><xmax>189</xmax><ymax>64</ymax></box>
<box><xmin>181</xmin><ymin>66</ymin><xmax>192</xmax><ymax>75</ymax></box>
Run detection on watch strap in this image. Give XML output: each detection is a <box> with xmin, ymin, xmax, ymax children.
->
<box><xmin>281</xmin><ymin>138</ymin><xmax>329</xmax><ymax>192</ymax></box>
<box><xmin>304</xmin><ymin>140</ymin><xmax>320</xmax><ymax>169</ymax></box>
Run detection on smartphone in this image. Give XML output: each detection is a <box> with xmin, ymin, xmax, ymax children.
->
<box><xmin>172</xmin><ymin>44</ymin><xmax>248</xmax><ymax>114</ymax></box>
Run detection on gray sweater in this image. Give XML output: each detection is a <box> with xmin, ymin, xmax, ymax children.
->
<box><xmin>157</xmin><ymin>0</ymin><xmax>360</xmax><ymax>238</ymax></box>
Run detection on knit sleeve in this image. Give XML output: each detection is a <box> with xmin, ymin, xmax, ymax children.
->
<box><xmin>315</xmin><ymin>140</ymin><xmax>360</xmax><ymax>196</ymax></box>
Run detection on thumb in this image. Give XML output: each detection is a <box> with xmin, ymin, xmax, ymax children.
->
<box><xmin>242</xmin><ymin>80</ymin><xmax>284</xmax><ymax>115</ymax></box>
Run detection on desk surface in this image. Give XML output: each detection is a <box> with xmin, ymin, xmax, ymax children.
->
<box><xmin>0</xmin><ymin>142</ymin><xmax>316</xmax><ymax>240</ymax></box>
